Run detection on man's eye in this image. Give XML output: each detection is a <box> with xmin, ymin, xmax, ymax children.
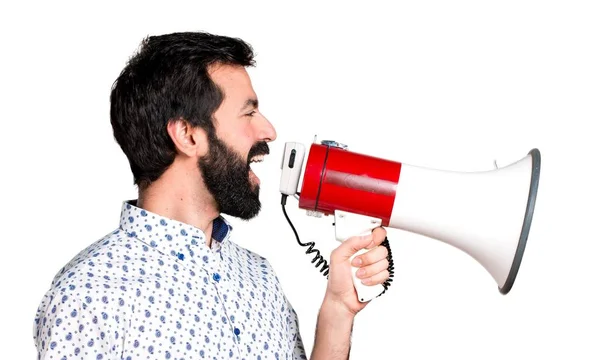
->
<box><xmin>246</xmin><ymin>111</ymin><xmax>256</xmax><ymax>117</ymax></box>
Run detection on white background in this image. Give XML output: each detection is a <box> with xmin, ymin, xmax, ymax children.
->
<box><xmin>1</xmin><ymin>1</ymin><xmax>599</xmax><ymax>359</ymax></box>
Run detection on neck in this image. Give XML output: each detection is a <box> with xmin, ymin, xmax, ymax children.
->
<box><xmin>136</xmin><ymin>165</ymin><xmax>220</xmax><ymax>248</ymax></box>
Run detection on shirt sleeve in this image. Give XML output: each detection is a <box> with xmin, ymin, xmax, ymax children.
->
<box><xmin>34</xmin><ymin>289</ymin><xmax>126</xmax><ymax>360</ymax></box>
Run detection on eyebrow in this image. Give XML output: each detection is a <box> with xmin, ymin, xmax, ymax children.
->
<box><xmin>240</xmin><ymin>98</ymin><xmax>259</xmax><ymax>113</ymax></box>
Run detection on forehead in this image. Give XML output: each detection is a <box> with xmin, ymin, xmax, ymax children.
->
<box><xmin>209</xmin><ymin>64</ymin><xmax>256</xmax><ymax>101</ymax></box>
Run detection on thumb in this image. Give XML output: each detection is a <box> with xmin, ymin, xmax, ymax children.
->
<box><xmin>332</xmin><ymin>233</ymin><xmax>374</xmax><ymax>262</ymax></box>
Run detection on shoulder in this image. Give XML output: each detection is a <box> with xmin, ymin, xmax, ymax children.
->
<box><xmin>223</xmin><ymin>240</ymin><xmax>291</xmax><ymax>292</ymax></box>
<box><xmin>226</xmin><ymin>240</ymin><xmax>269</xmax><ymax>264</ymax></box>
<box><xmin>35</xmin><ymin>228</ymin><xmax>140</xmax><ymax>327</ymax></box>
<box><xmin>226</xmin><ymin>241</ymin><xmax>273</xmax><ymax>271</ymax></box>
<box><xmin>45</xmin><ymin>228</ymin><xmax>136</xmax><ymax>288</ymax></box>
<box><xmin>33</xmin><ymin>229</ymin><xmax>137</xmax><ymax>357</ymax></box>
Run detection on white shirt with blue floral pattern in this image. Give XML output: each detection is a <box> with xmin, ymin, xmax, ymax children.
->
<box><xmin>33</xmin><ymin>200</ymin><xmax>307</xmax><ymax>360</ymax></box>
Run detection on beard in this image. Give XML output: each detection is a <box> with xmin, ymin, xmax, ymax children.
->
<box><xmin>198</xmin><ymin>131</ymin><xmax>270</xmax><ymax>220</ymax></box>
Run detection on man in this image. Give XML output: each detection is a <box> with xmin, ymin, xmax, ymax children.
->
<box><xmin>33</xmin><ymin>31</ymin><xmax>390</xmax><ymax>360</ymax></box>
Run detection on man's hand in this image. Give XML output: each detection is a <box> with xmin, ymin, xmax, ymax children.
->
<box><xmin>310</xmin><ymin>227</ymin><xmax>390</xmax><ymax>360</ymax></box>
<box><xmin>325</xmin><ymin>227</ymin><xmax>390</xmax><ymax>316</ymax></box>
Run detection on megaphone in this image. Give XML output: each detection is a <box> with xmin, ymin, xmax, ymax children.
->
<box><xmin>279</xmin><ymin>137</ymin><xmax>541</xmax><ymax>303</ymax></box>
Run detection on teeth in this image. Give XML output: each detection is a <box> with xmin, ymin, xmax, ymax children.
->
<box><xmin>250</xmin><ymin>154</ymin><xmax>265</xmax><ymax>163</ymax></box>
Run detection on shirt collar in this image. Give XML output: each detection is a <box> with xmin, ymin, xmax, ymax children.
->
<box><xmin>118</xmin><ymin>199</ymin><xmax>232</xmax><ymax>265</ymax></box>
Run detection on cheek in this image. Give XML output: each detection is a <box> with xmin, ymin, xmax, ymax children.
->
<box><xmin>218</xmin><ymin>121</ymin><xmax>252</xmax><ymax>142</ymax></box>
<box><xmin>226</xmin><ymin>125</ymin><xmax>255</xmax><ymax>149</ymax></box>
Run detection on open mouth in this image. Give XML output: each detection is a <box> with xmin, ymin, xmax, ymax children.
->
<box><xmin>248</xmin><ymin>154</ymin><xmax>265</xmax><ymax>185</ymax></box>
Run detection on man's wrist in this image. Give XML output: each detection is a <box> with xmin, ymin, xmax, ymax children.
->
<box><xmin>320</xmin><ymin>294</ymin><xmax>357</xmax><ymax>322</ymax></box>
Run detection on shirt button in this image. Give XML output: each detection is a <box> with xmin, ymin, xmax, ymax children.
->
<box><xmin>212</xmin><ymin>273</ymin><xmax>221</xmax><ymax>282</ymax></box>
<box><xmin>234</xmin><ymin>327</ymin><xmax>240</xmax><ymax>336</ymax></box>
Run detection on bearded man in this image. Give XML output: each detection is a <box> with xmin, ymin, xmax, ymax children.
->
<box><xmin>33</xmin><ymin>31</ymin><xmax>390</xmax><ymax>360</ymax></box>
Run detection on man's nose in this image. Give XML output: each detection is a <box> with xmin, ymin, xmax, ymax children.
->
<box><xmin>257</xmin><ymin>115</ymin><xmax>277</xmax><ymax>142</ymax></box>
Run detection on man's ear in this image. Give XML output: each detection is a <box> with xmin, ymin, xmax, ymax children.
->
<box><xmin>166</xmin><ymin>119</ymin><xmax>209</xmax><ymax>158</ymax></box>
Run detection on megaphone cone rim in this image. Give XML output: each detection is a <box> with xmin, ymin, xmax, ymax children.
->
<box><xmin>498</xmin><ymin>148</ymin><xmax>541</xmax><ymax>294</ymax></box>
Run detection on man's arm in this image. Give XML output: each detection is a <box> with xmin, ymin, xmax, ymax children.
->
<box><xmin>311</xmin><ymin>296</ymin><xmax>356</xmax><ymax>359</ymax></box>
<box><xmin>310</xmin><ymin>228</ymin><xmax>389</xmax><ymax>360</ymax></box>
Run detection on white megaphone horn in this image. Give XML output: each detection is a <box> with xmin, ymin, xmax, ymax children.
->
<box><xmin>279</xmin><ymin>137</ymin><xmax>541</xmax><ymax>303</ymax></box>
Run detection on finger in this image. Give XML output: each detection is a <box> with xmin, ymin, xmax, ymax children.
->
<box><xmin>361</xmin><ymin>269</ymin><xmax>390</xmax><ymax>286</ymax></box>
<box><xmin>356</xmin><ymin>258</ymin><xmax>389</xmax><ymax>280</ymax></box>
<box><xmin>331</xmin><ymin>233</ymin><xmax>374</xmax><ymax>262</ymax></box>
<box><xmin>367</xmin><ymin>227</ymin><xmax>387</xmax><ymax>249</ymax></box>
<box><xmin>351</xmin><ymin>244</ymin><xmax>388</xmax><ymax>267</ymax></box>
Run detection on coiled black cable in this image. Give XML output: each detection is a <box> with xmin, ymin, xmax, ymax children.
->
<box><xmin>379</xmin><ymin>237</ymin><xmax>395</xmax><ymax>295</ymax></box>
<box><xmin>281</xmin><ymin>194</ymin><xmax>330</xmax><ymax>276</ymax></box>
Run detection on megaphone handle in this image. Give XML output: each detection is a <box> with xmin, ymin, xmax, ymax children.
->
<box><xmin>349</xmin><ymin>243</ymin><xmax>387</xmax><ymax>303</ymax></box>
<box><xmin>334</xmin><ymin>210</ymin><xmax>386</xmax><ymax>303</ymax></box>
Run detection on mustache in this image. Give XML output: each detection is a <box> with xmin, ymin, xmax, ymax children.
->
<box><xmin>247</xmin><ymin>141</ymin><xmax>270</xmax><ymax>162</ymax></box>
